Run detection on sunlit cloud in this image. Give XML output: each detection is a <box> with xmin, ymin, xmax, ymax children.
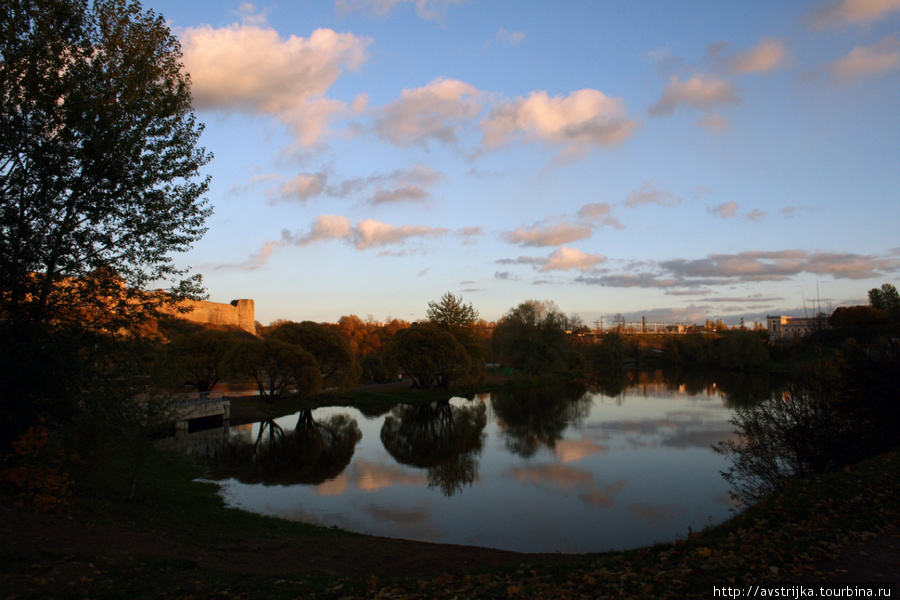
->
<box><xmin>481</xmin><ymin>89</ymin><xmax>638</xmax><ymax>158</ymax></box>
<box><xmin>279</xmin><ymin>172</ymin><xmax>328</xmax><ymax>202</ymax></box>
<box><xmin>541</xmin><ymin>247</ymin><xmax>607</xmax><ymax>272</ymax></box>
<box><xmin>721</xmin><ymin>38</ymin><xmax>793</xmax><ymax>74</ymax></box>
<box><xmin>368</xmin><ymin>78</ymin><xmax>482</xmax><ymax>147</ymax></box>
<box><xmin>502</xmin><ymin>221</ymin><xmax>593</xmax><ymax>247</ymax></box>
<box><xmin>278</xmin><ymin>214</ymin><xmax>460</xmax><ymax>252</ymax></box>
<box><xmin>708</xmin><ymin>201</ymin><xmax>738</xmax><ymax>219</ymax></box>
<box><xmin>206</xmin><ymin>240</ymin><xmax>283</xmax><ymax>271</ymax></box>
<box><xmin>827</xmin><ymin>35</ymin><xmax>900</xmax><ymax>79</ymax></box>
<box><xmin>335</xmin><ymin>0</ymin><xmax>466</xmax><ymax>21</ymax></box>
<box><xmin>805</xmin><ymin>0</ymin><xmax>900</xmax><ymax>29</ymax></box>
<box><xmin>456</xmin><ymin>226</ymin><xmax>484</xmax><ymax>244</ymax></box>
<box><xmin>181</xmin><ymin>22</ymin><xmax>371</xmax><ymax>146</ymax></box>
<box><xmin>575</xmin><ymin>273</ymin><xmax>679</xmax><ymax>288</ymax></box>
<box><xmin>647</xmin><ymin>75</ymin><xmax>740</xmax><ymax>125</ymax></box>
<box><xmin>625</xmin><ymin>181</ymin><xmax>682</xmax><ymax>208</ymax></box>
<box><xmin>661</xmin><ymin>250</ymin><xmax>899</xmax><ymax>281</ymax></box>
<box><xmin>577</xmin><ymin>202</ymin><xmax>626</xmax><ymax>229</ymax></box>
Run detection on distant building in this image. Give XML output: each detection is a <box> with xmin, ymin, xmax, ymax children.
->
<box><xmin>766</xmin><ymin>314</ymin><xmax>829</xmax><ymax>339</ymax></box>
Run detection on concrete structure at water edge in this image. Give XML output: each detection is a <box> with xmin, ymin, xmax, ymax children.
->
<box><xmin>172</xmin><ymin>298</ymin><xmax>256</xmax><ymax>335</ymax></box>
<box><xmin>766</xmin><ymin>314</ymin><xmax>830</xmax><ymax>340</ymax></box>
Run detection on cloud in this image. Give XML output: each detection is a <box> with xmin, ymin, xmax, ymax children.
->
<box><xmin>722</xmin><ymin>38</ymin><xmax>792</xmax><ymax>74</ymax></box>
<box><xmin>575</xmin><ymin>273</ymin><xmax>679</xmax><ymax>288</ymax></box>
<box><xmin>335</xmin><ymin>0</ymin><xmax>466</xmax><ymax>20</ymax></box>
<box><xmin>577</xmin><ymin>202</ymin><xmax>626</xmax><ymax>229</ymax></box>
<box><xmin>827</xmin><ymin>35</ymin><xmax>900</xmax><ymax>79</ymax></box>
<box><xmin>660</xmin><ymin>250</ymin><xmax>898</xmax><ymax>281</ymax></box>
<box><xmin>281</xmin><ymin>215</ymin><xmax>451</xmax><ymax>251</ymax></box>
<box><xmin>481</xmin><ymin>89</ymin><xmax>638</xmax><ymax>157</ymax></box>
<box><xmin>502</xmin><ymin>221</ymin><xmax>593</xmax><ymax>247</ymax></box>
<box><xmin>708</xmin><ymin>201</ymin><xmax>738</xmax><ymax>219</ymax></box>
<box><xmin>278</xmin><ymin>172</ymin><xmax>328</xmax><ymax>202</ymax></box>
<box><xmin>496</xmin><ymin>28</ymin><xmax>526</xmax><ymax>45</ymax></box>
<box><xmin>805</xmin><ymin>0</ymin><xmax>900</xmax><ymax>29</ymax></box>
<box><xmin>625</xmin><ymin>181</ymin><xmax>682</xmax><ymax>208</ymax></box>
<box><xmin>456</xmin><ymin>226</ymin><xmax>483</xmax><ymax>244</ymax></box>
<box><xmin>181</xmin><ymin>23</ymin><xmax>371</xmax><ymax>146</ymax></box>
<box><xmin>368</xmin><ymin>78</ymin><xmax>482</xmax><ymax>147</ymax></box>
<box><xmin>283</xmin><ymin>214</ymin><xmax>354</xmax><ymax>246</ymax></box>
<box><xmin>208</xmin><ymin>240</ymin><xmax>283</xmax><ymax>271</ymax></box>
<box><xmin>540</xmin><ymin>247</ymin><xmax>607</xmax><ymax>272</ymax></box>
<box><xmin>648</xmin><ymin>74</ymin><xmax>741</xmax><ymax>118</ymax></box>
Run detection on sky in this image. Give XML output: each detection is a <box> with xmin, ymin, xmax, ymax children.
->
<box><xmin>151</xmin><ymin>0</ymin><xmax>900</xmax><ymax>326</ymax></box>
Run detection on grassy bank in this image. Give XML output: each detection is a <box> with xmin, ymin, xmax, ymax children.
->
<box><xmin>2</xmin><ymin>431</ymin><xmax>897</xmax><ymax>598</ymax></box>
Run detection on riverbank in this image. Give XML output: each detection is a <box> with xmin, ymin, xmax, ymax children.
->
<box><xmin>2</xmin><ymin>440</ymin><xmax>897</xmax><ymax>599</ymax></box>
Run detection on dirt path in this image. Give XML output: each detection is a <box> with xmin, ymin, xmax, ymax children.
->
<box><xmin>3</xmin><ymin>502</ymin><xmax>897</xmax><ymax>583</ymax></box>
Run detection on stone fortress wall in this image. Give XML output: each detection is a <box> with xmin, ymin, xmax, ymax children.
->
<box><xmin>176</xmin><ymin>298</ymin><xmax>256</xmax><ymax>335</ymax></box>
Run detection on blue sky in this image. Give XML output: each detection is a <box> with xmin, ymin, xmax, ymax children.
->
<box><xmin>154</xmin><ymin>0</ymin><xmax>900</xmax><ymax>326</ymax></box>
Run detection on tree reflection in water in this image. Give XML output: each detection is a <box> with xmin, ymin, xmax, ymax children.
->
<box><xmin>207</xmin><ymin>409</ymin><xmax>362</xmax><ymax>485</ymax></box>
<box><xmin>380</xmin><ymin>400</ymin><xmax>487</xmax><ymax>497</ymax></box>
<box><xmin>491</xmin><ymin>381</ymin><xmax>592</xmax><ymax>458</ymax></box>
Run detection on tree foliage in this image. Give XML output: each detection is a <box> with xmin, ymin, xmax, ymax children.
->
<box><xmin>0</xmin><ymin>0</ymin><xmax>211</xmax><ymax>445</ymax></box>
<box><xmin>269</xmin><ymin>321</ymin><xmax>359</xmax><ymax>389</ymax></box>
<box><xmin>426</xmin><ymin>292</ymin><xmax>478</xmax><ymax>333</ymax></box>
<box><xmin>225</xmin><ymin>339</ymin><xmax>321</xmax><ymax>401</ymax></box>
<box><xmin>492</xmin><ymin>300</ymin><xmax>569</xmax><ymax>375</ymax></box>
<box><xmin>0</xmin><ymin>0</ymin><xmax>212</xmax><ymax>332</ymax></box>
<box><xmin>158</xmin><ymin>328</ymin><xmax>238</xmax><ymax>393</ymax></box>
<box><xmin>868</xmin><ymin>283</ymin><xmax>900</xmax><ymax>318</ymax></box>
<box><xmin>384</xmin><ymin>323</ymin><xmax>469</xmax><ymax>389</ymax></box>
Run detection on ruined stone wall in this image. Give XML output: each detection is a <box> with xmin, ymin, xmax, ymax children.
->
<box><xmin>176</xmin><ymin>298</ymin><xmax>256</xmax><ymax>335</ymax></box>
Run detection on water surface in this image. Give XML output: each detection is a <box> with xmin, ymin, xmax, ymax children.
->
<box><xmin>197</xmin><ymin>378</ymin><xmax>745</xmax><ymax>553</ymax></box>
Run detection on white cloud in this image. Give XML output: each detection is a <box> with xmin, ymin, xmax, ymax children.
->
<box><xmin>648</xmin><ymin>75</ymin><xmax>740</xmax><ymax>116</ymax></box>
<box><xmin>181</xmin><ymin>23</ymin><xmax>371</xmax><ymax>146</ymax></box>
<box><xmin>481</xmin><ymin>89</ymin><xmax>638</xmax><ymax>157</ymax></box>
<box><xmin>368</xmin><ymin>78</ymin><xmax>482</xmax><ymax>147</ymax></box>
<box><xmin>502</xmin><ymin>221</ymin><xmax>593</xmax><ymax>247</ymax></box>
<box><xmin>540</xmin><ymin>247</ymin><xmax>607</xmax><ymax>272</ymax></box>
<box><xmin>625</xmin><ymin>181</ymin><xmax>681</xmax><ymax>208</ymax></box>
<box><xmin>723</xmin><ymin>38</ymin><xmax>792</xmax><ymax>74</ymax></box>
<box><xmin>806</xmin><ymin>0</ymin><xmax>900</xmax><ymax>29</ymax></box>
<box><xmin>828</xmin><ymin>35</ymin><xmax>900</xmax><ymax>79</ymax></box>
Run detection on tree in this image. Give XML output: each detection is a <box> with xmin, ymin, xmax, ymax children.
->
<box><xmin>384</xmin><ymin>323</ymin><xmax>469</xmax><ymax>389</ymax></box>
<box><xmin>492</xmin><ymin>300</ymin><xmax>569</xmax><ymax>375</ymax></box>
<box><xmin>426</xmin><ymin>292</ymin><xmax>478</xmax><ymax>333</ymax></box>
<box><xmin>159</xmin><ymin>328</ymin><xmax>238</xmax><ymax>393</ymax></box>
<box><xmin>868</xmin><ymin>283</ymin><xmax>900</xmax><ymax>318</ymax></box>
<box><xmin>426</xmin><ymin>292</ymin><xmax>484</xmax><ymax>384</ymax></box>
<box><xmin>269</xmin><ymin>321</ymin><xmax>359</xmax><ymax>390</ymax></box>
<box><xmin>1</xmin><ymin>0</ymin><xmax>212</xmax><ymax>441</ymax></box>
<box><xmin>226</xmin><ymin>339</ymin><xmax>321</xmax><ymax>401</ymax></box>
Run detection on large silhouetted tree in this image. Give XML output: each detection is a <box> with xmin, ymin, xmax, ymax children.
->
<box><xmin>1</xmin><ymin>0</ymin><xmax>212</xmax><ymax>443</ymax></box>
<box><xmin>492</xmin><ymin>300</ymin><xmax>569</xmax><ymax>375</ymax></box>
